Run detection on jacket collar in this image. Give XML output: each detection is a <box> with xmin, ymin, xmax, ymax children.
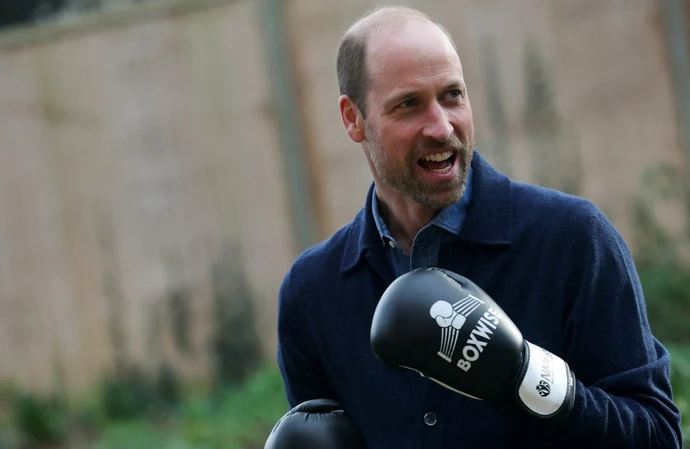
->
<box><xmin>341</xmin><ymin>150</ymin><xmax>514</xmax><ymax>273</ymax></box>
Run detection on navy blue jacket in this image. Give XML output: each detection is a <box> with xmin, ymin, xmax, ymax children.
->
<box><xmin>276</xmin><ymin>151</ymin><xmax>681</xmax><ymax>448</ymax></box>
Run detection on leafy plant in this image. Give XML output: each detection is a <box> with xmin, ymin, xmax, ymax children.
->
<box><xmin>152</xmin><ymin>363</ymin><xmax>181</xmax><ymax>413</ymax></box>
<box><xmin>630</xmin><ymin>163</ymin><xmax>690</xmax><ymax>342</ymax></box>
<box><xmin>13</xmin><ymin>392</ymin><xmax>67</xmax><ymax>445</ymax></box>
<box><xmin>100</xmin><ymin>365</ymin><xmax>153</xmax><ymax>421</ymax></box>
<box><xmin>210</xmin><ymin>243</ymin><xmax>262</xmax><ymax>389</ymax></box>
<box><xmin>90</xmin><ymin>365</ymin><xmax>287</xmax><ymax>449</ymax></box>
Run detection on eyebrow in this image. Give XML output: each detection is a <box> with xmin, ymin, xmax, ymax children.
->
<box><xmin>384</xmin><ymin>80</ymin><xmax>466</xmax><ymax>109</ymax></box>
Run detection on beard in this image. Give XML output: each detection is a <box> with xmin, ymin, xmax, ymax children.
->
<box><xmin>365</xmin><ymin>123</ymin><xmax>474</xmax><ymax>209</ymax></box>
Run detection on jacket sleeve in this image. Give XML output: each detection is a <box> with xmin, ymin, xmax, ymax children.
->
<box><xmin>544</xmin><ymin>204</ymin><xmax>681</xmax><ymax>448</ymax></box>
<box><xmin>276</xmin><ymin>263</ymin><xmax>339</xmax><ymax>408</ymax></box>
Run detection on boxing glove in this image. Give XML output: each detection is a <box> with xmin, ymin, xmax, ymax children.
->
<box><xmin>370</xmin><ymin>268</ymin><xmax>575</xmax><ymax>423</ymax></box>
<box><xmin>264</xmin><ymin>399</ymin><xmax>367</xmax><ymax>449</ymax></box>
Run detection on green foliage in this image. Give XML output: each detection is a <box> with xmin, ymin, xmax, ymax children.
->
<box><xmin>99</xmin><ymin>362</ymin><xmax>182</xmax><ymax>421</ymax></box>
<box><xmin>630</xmin><ymin>163</ymin><xmax>690</xmax><ymax>343</ymax></box>
<box><xmin>0</xmin><ymin>239</ymin><xmax>270</xmax><ymax>448</ymax></box>
<box><xmin>153</xmin><ymin>363</ymin><xmax>181</xmax><ymax>412</ymax></box>
<box><xmin>634</xmin><ymin>194</ymin><xmax>690</xmax><ymax>343</ymax></box>
<box><xmin>90</xmin><ymin>421</ymin><xmax>175</xmax><ymax>449</ymax></box>
<box><xmin>638</xmin><ymin>261</ymin><xmax>690</xmax><ymax>342</ymax></box>
<box><xmin>12</xmin><ymin>392</ymin><xmax>67</xmax><ymax>445</ymax></box>
<box><xmin>174</xmin><ymin>365</ymin><xmax>287</xmax><ymax>449</ymax></box>
<box><xmin>91</xmin><ymin>364</ymin><xmax>287</xmax><ymax>449</ymax></box>
<box><xmin>0</xmin><ymin>364</ymin><xmax>285</xmax><ymax>448</ymax></box>
<box><xmin>210</xmin><ymin>244</ymin><xmax>263</xmax><ymax>389</ymax></box>
<box><xmin>100</xmin><ymin>365</ymin><xmax>153</xmax><ymax>421</ymax></box>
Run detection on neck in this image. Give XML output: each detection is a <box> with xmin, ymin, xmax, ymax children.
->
<box><xmin>375</xmin><ymin>183</ymin><xmax>440</xmax><ymax>255</ymax></box>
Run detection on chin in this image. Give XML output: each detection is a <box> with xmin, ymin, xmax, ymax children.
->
<box><xmin>415</xmin><ymin>187</ymin><xmax>464</xmax><ymax>209</ymax></box>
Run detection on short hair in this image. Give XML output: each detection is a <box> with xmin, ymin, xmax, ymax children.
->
<box><xmin>335</xmin><ymin>5</ymin><xmax>457</xmax><ymax>119</ymax></box>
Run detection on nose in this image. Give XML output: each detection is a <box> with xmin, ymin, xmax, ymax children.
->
<box><xmin>421</xmin><ymin>102</ymin><xmax>453</xmax><ymax>143</ymax></box>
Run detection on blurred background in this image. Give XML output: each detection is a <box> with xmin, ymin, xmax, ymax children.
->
<box><xmin>0</xmin><ymin>0</ymin><xmax>689</xmax><ymax>447</ymax></box>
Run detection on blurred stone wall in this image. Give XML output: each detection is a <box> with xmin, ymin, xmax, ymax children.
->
<box><xmin>0</xmin><ymin>0</ymin><xmax>296</xmax><ymax>392</ymax></box>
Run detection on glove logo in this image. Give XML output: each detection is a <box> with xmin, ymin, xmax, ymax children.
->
<box><xmin>535</xmin><ymin>347</ymin><xmax>554</xmax><ymax>397</ymax></box>
<box><xmin>536</xmin><ymin>380</ymin><xmax>551</xmax><ymax>397</ymax></box>
<box><xmin>430</xmin><ymin>295</ymin><xmax>484</xmax><ymax>363</ymax></box>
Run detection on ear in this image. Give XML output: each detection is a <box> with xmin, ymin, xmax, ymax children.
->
<box><xmin>339</xmin><ymin>95</ymin><xmax>365</xmax><ymax>143</ymax></box>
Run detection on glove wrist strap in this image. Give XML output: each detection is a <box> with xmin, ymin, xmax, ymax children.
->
<box><xmin>515</xmin><ymin>341</ymin><xmax>575</xmax><ymax>421</ymax></box>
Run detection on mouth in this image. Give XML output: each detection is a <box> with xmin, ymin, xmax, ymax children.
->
<box><xmin>417</xmin><ymin>150</ymin><xmax>456</xmax><ymax>174</ymax></box>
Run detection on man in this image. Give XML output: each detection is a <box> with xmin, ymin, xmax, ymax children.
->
<box><xmin>276</xmin><ymin>5</ymin><xmax>681</xmax><ymax>448</ymax></box>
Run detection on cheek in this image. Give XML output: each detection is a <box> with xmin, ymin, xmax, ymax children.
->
<box><xmin>379</xmin><ymin>123</ymin><xmax>417</xmax><ymax>155</ymax></box>
<box><xmin>451</xmin><ymin>109</ymin><xmax>474</xmax><ymax>138</ymax></box>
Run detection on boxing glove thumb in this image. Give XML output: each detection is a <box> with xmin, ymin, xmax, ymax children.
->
<box><xmin>264</xmin><ymin>399</ymin><xmax>367</xmax><ymax>449</ymax></box>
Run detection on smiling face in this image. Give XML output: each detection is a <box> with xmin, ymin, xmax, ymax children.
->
<box><xmin>360</xmin><ymin>19</ymin><xmax>474</xmax><ymax>209</ymax></box>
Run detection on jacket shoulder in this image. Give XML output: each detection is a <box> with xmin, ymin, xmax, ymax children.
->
<box><xmin>279</xmin><ymin>216</ymin><xmax>359</xmax><ymax>303</ymax></box>
<box><xmin>511</xmin><ymin>181</ymin><xmax>606</xmax><ymax>230</ymax></box>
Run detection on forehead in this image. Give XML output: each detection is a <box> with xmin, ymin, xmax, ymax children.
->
<box><xmin>365</xmin><ymin>20</ymin><xmax>463</xmax><ymax>98</ymax></box>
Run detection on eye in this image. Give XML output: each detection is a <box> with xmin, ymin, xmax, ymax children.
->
<box><xmin>398</xmin><ymin>98</ymin><xmax>418</xmax><ymax>109</ymax></box>
<box><xmin>446</xmin><ymin>89</ymin><xmax>463</xmax><ymax>100</ymax></box>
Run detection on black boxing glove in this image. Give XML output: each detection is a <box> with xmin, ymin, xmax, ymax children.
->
<box><xmin>264</xmin><ymin>399</ymin><xmax>367</xmax><ymax>449</ymax></box>
<box><xmin>370</xmin><ymin>268</ymin><xmax>575</xmax><ymax>423</ymax></box>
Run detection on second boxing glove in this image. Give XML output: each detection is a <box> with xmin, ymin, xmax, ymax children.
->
<box><xmin>370</xmin><ymin>268</ymin><xmax>575</xmax><ymax>423</ymax></box>
<box><xmin>264</xmin><ymin>399</ymin><xmax>367</xmax><ymax>449</ymax></box>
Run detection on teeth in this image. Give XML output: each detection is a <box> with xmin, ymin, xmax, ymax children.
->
<box><xmin>422</xmin><ymin>151</ymin><xmax>452</xmax><ymax>162</ymax></box>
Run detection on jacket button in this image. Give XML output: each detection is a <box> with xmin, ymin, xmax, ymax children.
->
<box><xmin>424</xmin><ymin>412</ymin><xmax>437</xmax><ymax>426</ymax></box>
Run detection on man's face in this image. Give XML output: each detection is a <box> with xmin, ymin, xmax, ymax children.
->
<box><xmin>362</xmin><ymin>20</ymin><xmax>474</xmax><ymax>209</ymax></box>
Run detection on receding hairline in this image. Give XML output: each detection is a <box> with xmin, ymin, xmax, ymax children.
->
<box><xmin>342</xmin><ymin>5</ymin><xmax>457</xmax><ymax>51</ymax></box>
